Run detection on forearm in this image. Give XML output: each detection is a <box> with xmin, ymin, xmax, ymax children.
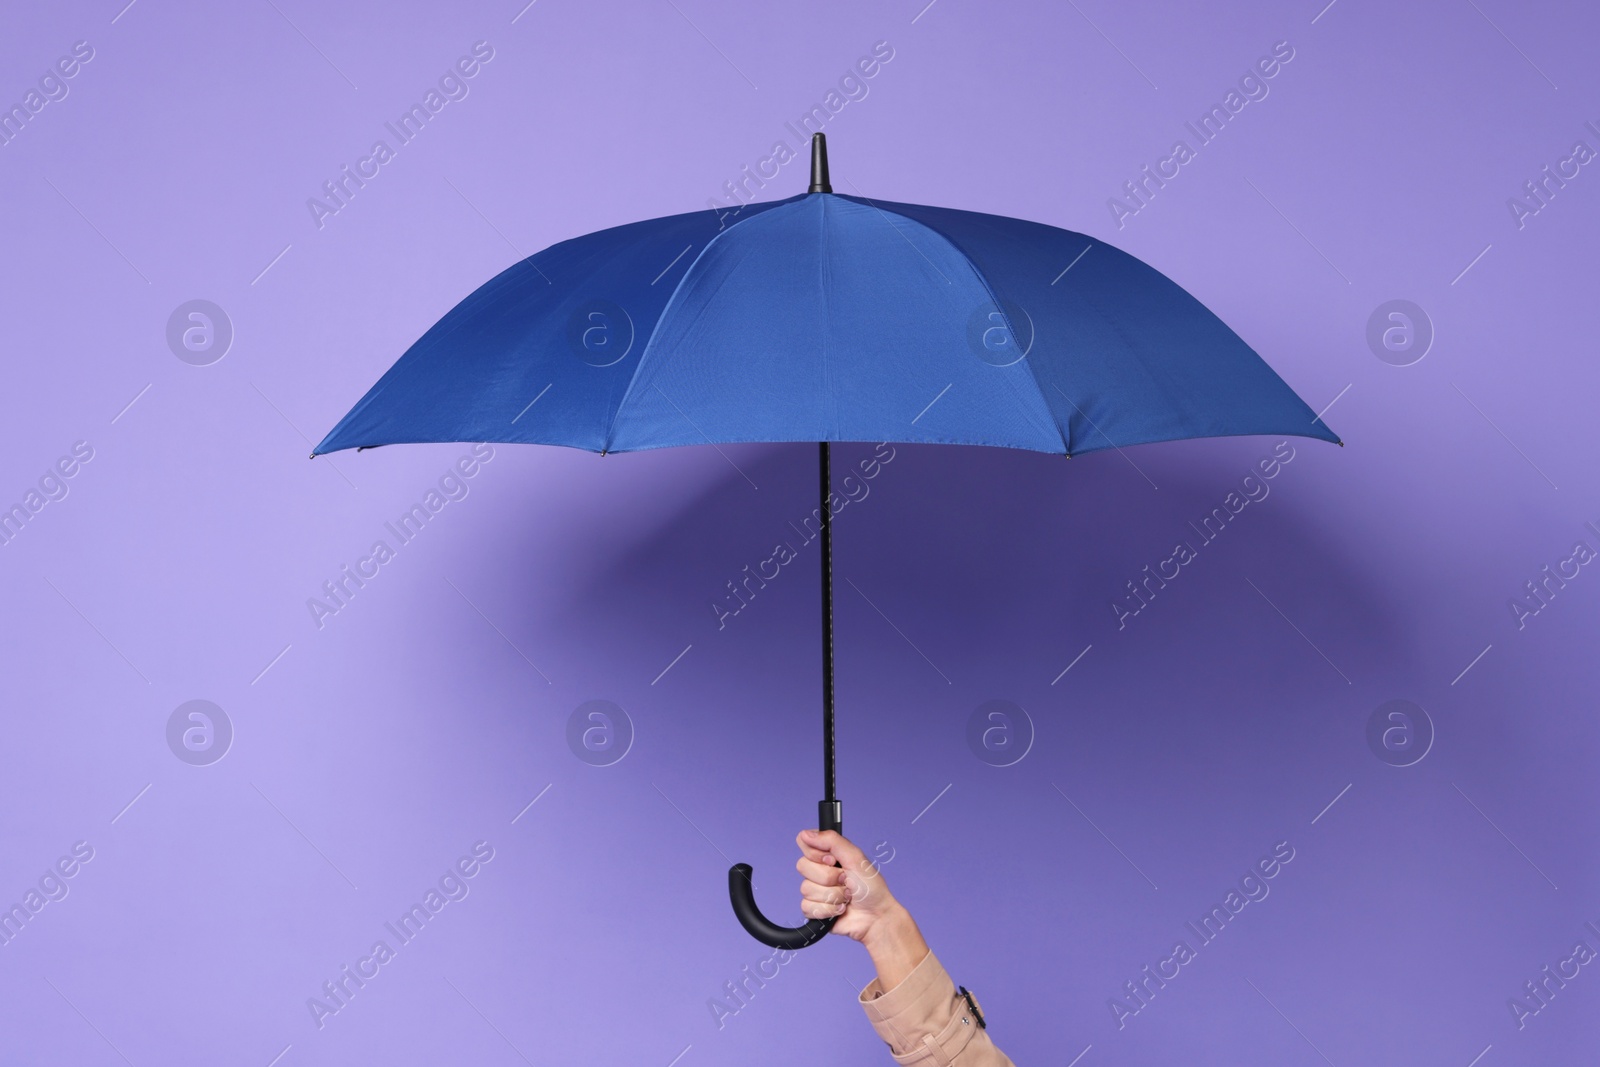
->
<box><xmin>860</xmin><ymin>902</ymin><xmax>930</xmax><ymax>992</ymax></box>
<box><xmin>799</xmin><ymin>830</ymin><xmax>1013</xmax><ymax>1065</ymax></box>
<box><xmin>854</xmin><ymin>918</ymin><xmax>1015</xmax><ymax>1066</ymax></box>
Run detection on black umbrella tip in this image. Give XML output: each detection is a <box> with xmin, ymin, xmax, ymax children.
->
<box><xmin>808</xmin><ymin>133</ymin><xmax>832</xmax><ymax>194</ymax></box>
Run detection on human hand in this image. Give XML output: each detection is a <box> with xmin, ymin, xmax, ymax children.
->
<box><xmin>794</xmin><ymin>828</ymin><xmax>904</xmax><ymax>943</ymax></box>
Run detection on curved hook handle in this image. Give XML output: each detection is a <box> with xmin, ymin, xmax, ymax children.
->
<box><xmin>727</xmin><ymin>800</ymin><xmax>843</xmax><ymax>950</ymax></box>
<box><xmin>728</xmin><ymin>863</ymin><xmax>836</xmax><ymax>949</ymax></box>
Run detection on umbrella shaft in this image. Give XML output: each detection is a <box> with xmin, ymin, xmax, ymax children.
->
<box><xmin>820</xmin><ymin>441</ymin><xmax>836</xmax><ymax>804</ymax></box>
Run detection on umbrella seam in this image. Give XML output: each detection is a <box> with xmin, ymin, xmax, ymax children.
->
<box><xmin>838</xmin><ymin>196</ymin><xmax>1072</xmax><ymax>456</ymax></box>
<box><xmin>602</xmin><ymin>195</ymin><xmax>807</xmax><ymax>452</ymax></box>
<box><xmin>847</xmin><ymin>199</ymin><xmax>1334</xmax><ymax>451</ymax></box>
<box><xmin>819</xmin><ymin>194</ymin><xmax>836</xmax><ymax>439</ymax></box>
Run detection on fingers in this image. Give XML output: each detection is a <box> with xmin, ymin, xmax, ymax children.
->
<box><xmin>799</xmin><ymin>896</ymin><xmax>848</xmax><ymax>919</ymax></box>
<box><xmin>795</xmin><ymin>828</ymin><xmax>880</xmax><ymax>922</ymax></box>
<box><xmin>797</xmin><ymin>848</ymin><xmax>849</xmax><ymax>919</ymax></box>
<box><xmin>800</xmin><ymin>828</ymin><xmax>871</xmax><ymax>873</ymax></box>
<box><xmin>794</xmin><ymin>829</ymin><xmax>834</xmax><ymax>866</ymax></box>
<box><xmin>795</xmin><ymin>855</ymin><xmax>844</xmax><ymax>886</ymax></box>
<box><xmin>799</xmin><ymin>878</ymin><xmax>846</xmax><ymax>907</ymax></box>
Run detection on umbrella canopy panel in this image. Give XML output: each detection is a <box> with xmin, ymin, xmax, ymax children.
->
<box><xmin>313</xmin><ymin>193</ymin><xmax>1338</xmax><ymax>458</ymax></box>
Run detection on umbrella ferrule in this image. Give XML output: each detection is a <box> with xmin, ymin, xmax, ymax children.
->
<box><xmin>808</xmin><ymin>133</ymin><xmax>832</xmax><ymax>194</ymax></box>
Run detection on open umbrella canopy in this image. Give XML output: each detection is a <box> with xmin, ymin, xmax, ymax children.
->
<box><xmin>312</xmin><ymin>135</ymin><xmax>1340</xmax><ymax>951</ymax></box>
<box><xmin>311</xmin><ymin>147</ymin><xmax>1338</xmax><ymax>460</ymax></box>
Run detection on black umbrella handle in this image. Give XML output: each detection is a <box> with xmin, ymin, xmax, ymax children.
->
<box><xmin>728</xmin><ymin>800</ymin><xmax>842</xmax><ymax>949</ymax></box>
<box><xmin>729</xmin><ymin>442</ymin><xmax>843</xmax><ymax>950</ymax></box>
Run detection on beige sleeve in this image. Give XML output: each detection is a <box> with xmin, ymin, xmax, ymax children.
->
<box><xmin>857</xmin><ymin>948</ymin><xmax>1016</xmax><ymax>1066</ymax></box>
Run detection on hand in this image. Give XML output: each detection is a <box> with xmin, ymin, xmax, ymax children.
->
<box><xmin>794</xmin><ymin>829</ymin><xmax>903</xmax><ymax>943</ymax></box>
<box><xmin>796</xmin><ymin>829</ymin><xmax>930</xmax><ymax>989</ymax></box>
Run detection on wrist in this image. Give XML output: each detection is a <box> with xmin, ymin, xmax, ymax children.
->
<box><xmin>859</xmin><ymin>901</ymin><xmax>907</xmax><ymax>948</ymax></box>
<box><xmin>859</xmin><ymin>902</ymin><xmax>928</xmax><ymax>988</ymax></box>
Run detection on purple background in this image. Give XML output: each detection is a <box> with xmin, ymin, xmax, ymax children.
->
<box><xmin>2</xmin><ymin>0</ymin><xmax>1597</xmax><ymax>1064</ymax></box>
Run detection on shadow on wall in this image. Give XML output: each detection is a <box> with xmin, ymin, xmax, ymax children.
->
<box><xmin>440</xmin><ymin>435</ymin><xmax>1425</xmax><ymax>1017</ymax></box>
<box><xmin>501</xmin><ymin>435</ymin><xmax>1409</xmax><ymax>723</ymax></box>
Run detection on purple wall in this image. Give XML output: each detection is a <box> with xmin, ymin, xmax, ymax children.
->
<box><xmin>2</xmin><ymin>1</ymin><xmax>1596</xmax><ymax>1064</ymax></box>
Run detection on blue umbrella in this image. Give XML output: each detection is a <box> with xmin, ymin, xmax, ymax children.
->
<box><xmin>314</xmin><ymin>134</ymin><xmax>1340</xmax><ymax>949</ymax></box>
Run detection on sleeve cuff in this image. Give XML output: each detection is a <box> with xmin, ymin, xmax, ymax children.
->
<box><xmin>857</xmin><ymin>948</ymin><xmax>987</xmax><ymax>1064</ymax></box>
